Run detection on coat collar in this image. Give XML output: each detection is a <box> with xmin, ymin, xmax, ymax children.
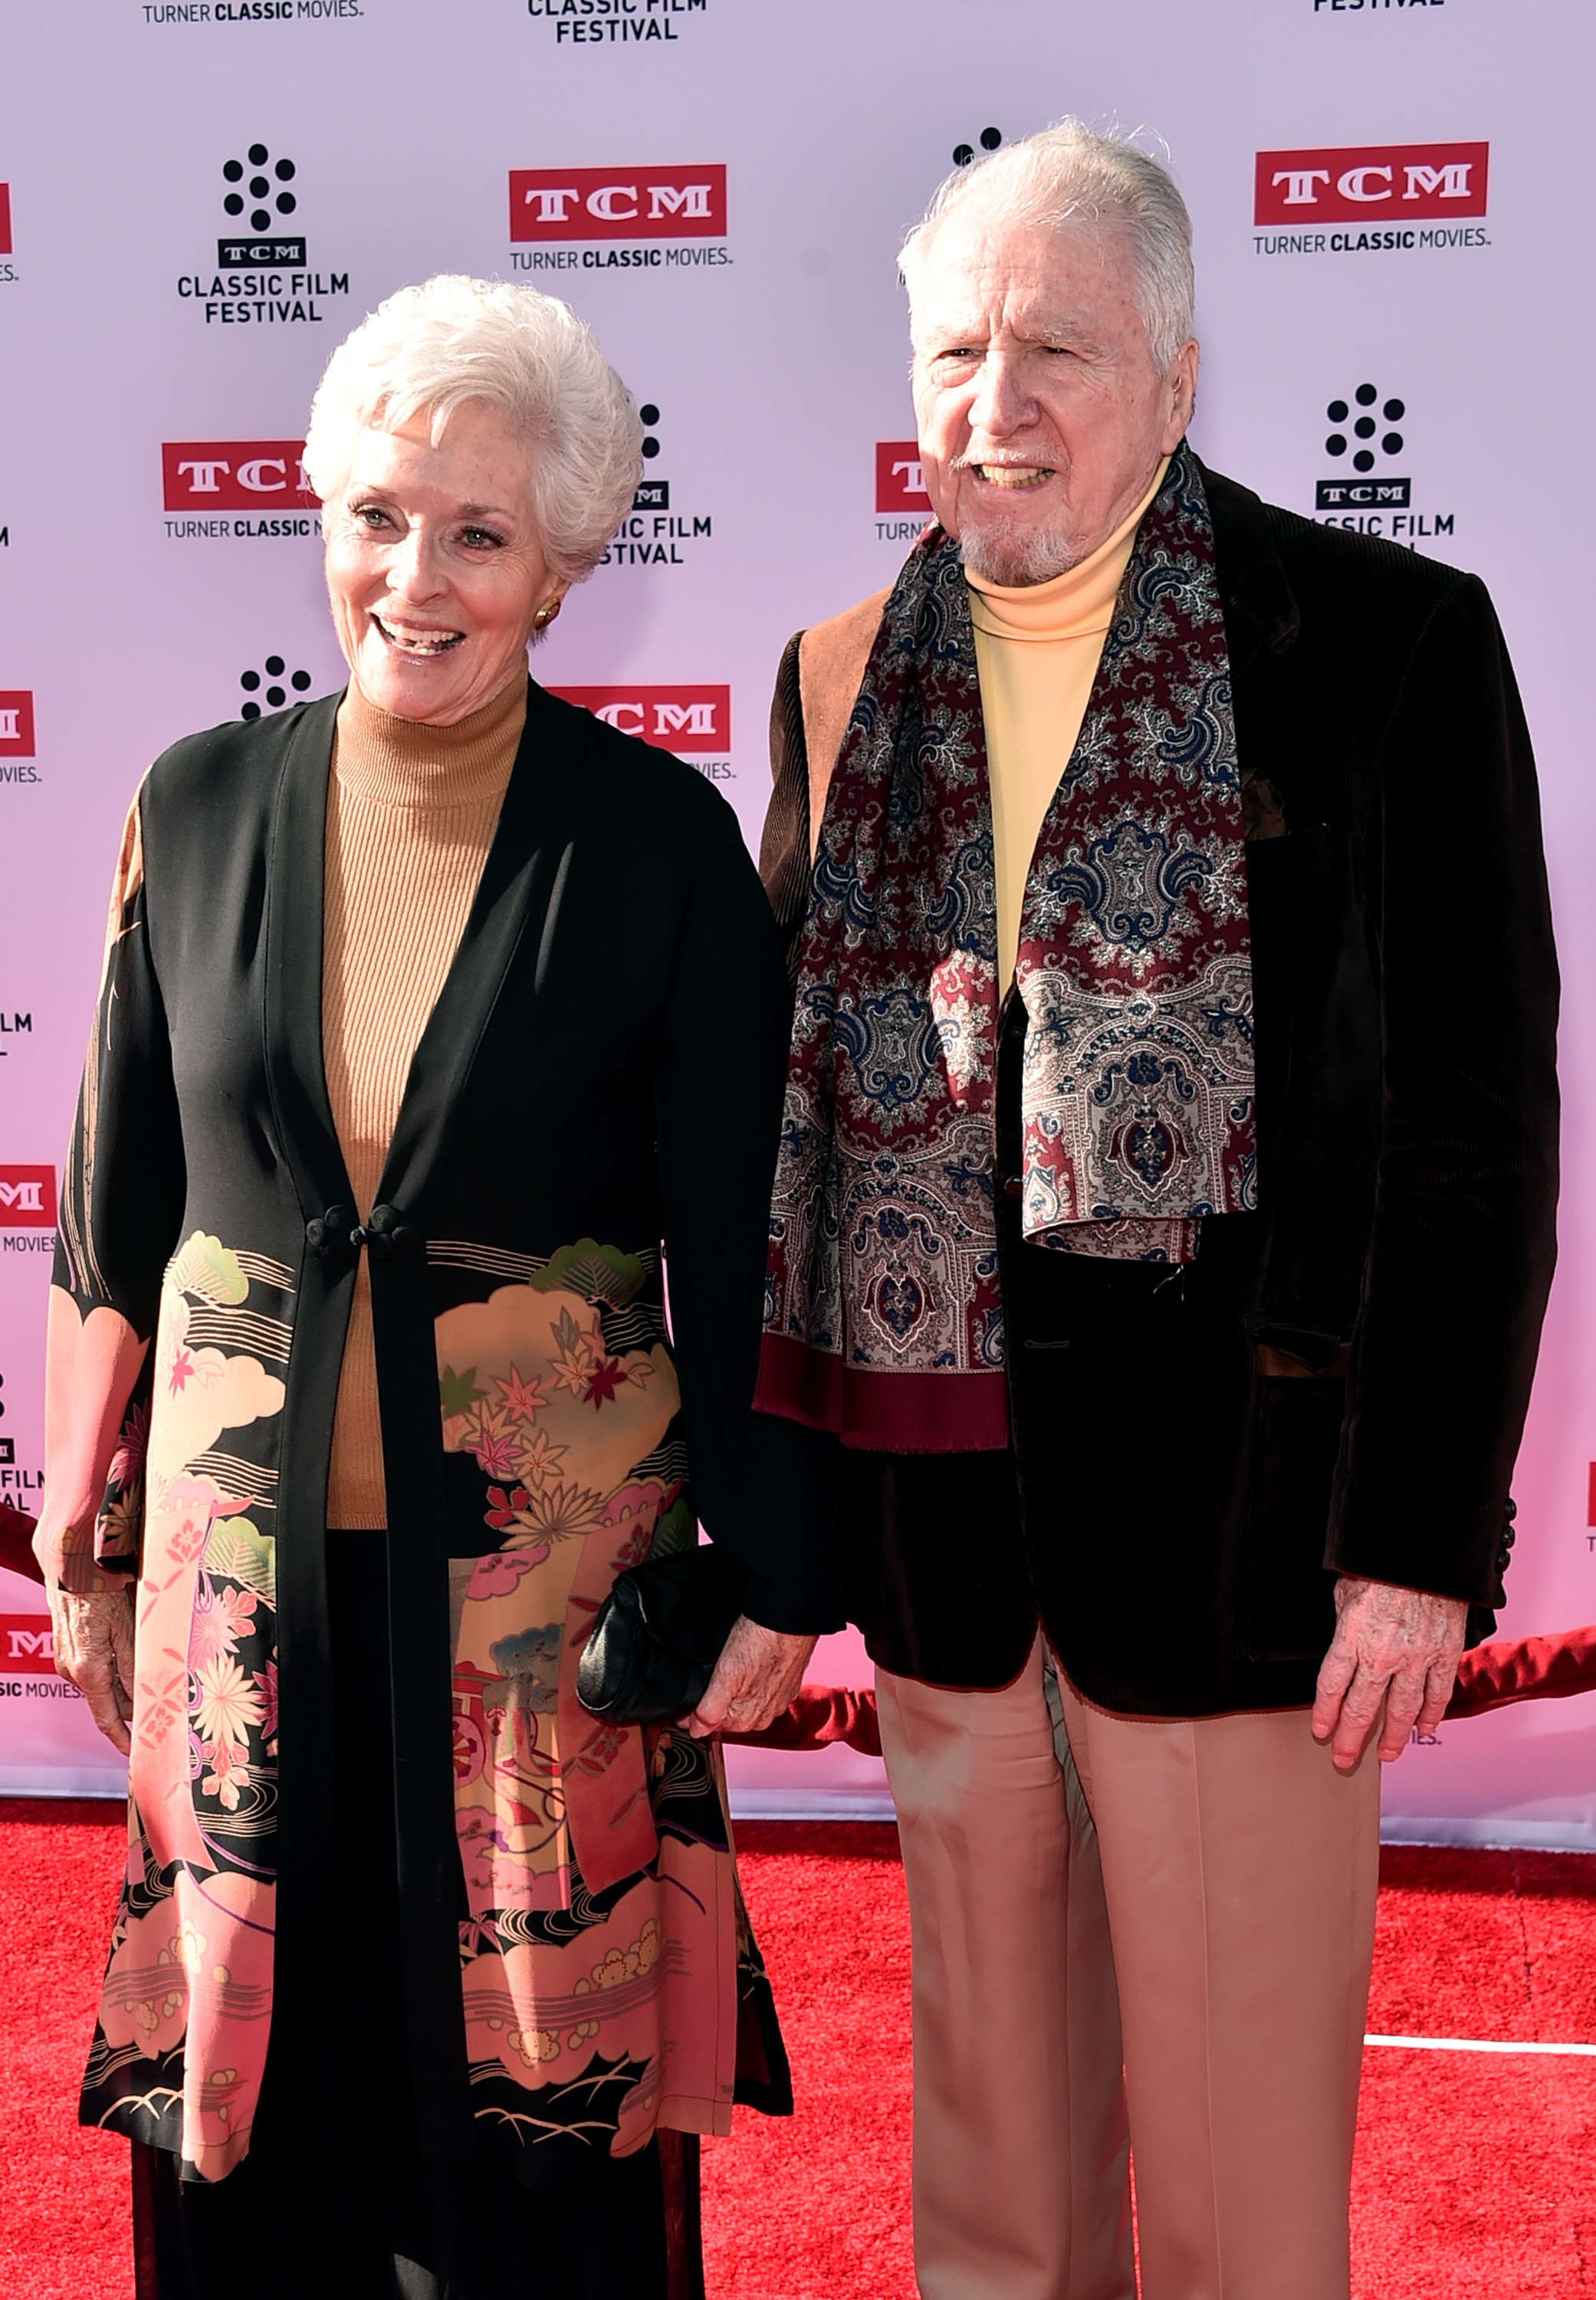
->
<box><xmin>263</xmin><ymin>692</ymin><xmax>350</xmax><ymax>1227</ymax></box>
<box><xmin>1194</xmin><ymin>454</ymin><xmax>1302</xmax><ymax>675</ymax></box>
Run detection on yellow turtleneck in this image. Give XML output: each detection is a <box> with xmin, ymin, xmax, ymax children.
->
<box><xmin>322</xmin><ymin>672</ymin><xmax>527</xmax><ymax>1528</ymax></box>
<box><xmin>969</xmin><ymin>458</ymin><xmax>1169</xmax><ymax>984</ymax></box>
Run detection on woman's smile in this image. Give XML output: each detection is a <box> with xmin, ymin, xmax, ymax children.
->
<box><xmin>369</xmin><ymin>614</ymin><xmax>465</xmax><ymax>657</ymax></box>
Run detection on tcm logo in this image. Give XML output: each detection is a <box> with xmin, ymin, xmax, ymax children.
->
<box><xmin>552</xmin><ymin>685</ymin><xmax>731</xmax><ymax>752</ymax></box>
<box><xmin>218</xmin><ymin>140</ymin><xmax>304</xmax><ymax>268</ymax></box>
<box><xmin>876</xmin><ymin>443</ymin><xmax>932</xmax><ymax>514</ymax></box>
<box><xmin>0</xmin><ymin>1617</ymin><xmax>54</xmax><ymax>1675</ymax></box>
<box><xmin>163</xmin><ymin>442</ymin><xmax>317</xmax><ymax>513</ymax></box>
<box><xmin>1254</xmin><ymin>143</ymin><xmax>1488</xmax><ymax>225</ymax></box>
<box><xmin>510</xmin><ymin>166</ymin><xmax>727</xmax><ymax>242</ymax></box>
<box><xmin>1316</xmin><ymin>382</ymin><xmax>1409</xmax><ymax>511</ymax></box>
<box><xmin>1318</xmin><ymin>478</ymin><xmax>1411</xmax><ymax>511</ymax></box>
<box><xmin>0</xmin><ymin>185</ymin><xmax>11</xmax><ymax>257</ymax></box>
<box><xmin>0</xmin><ymin>1166</ymin><xmax>54</xmax><ymax>1227</ymax></box>
<box><xmin>0</xmin><ymin>694</ymin><xmax>34</xmax><ymax>756</ymax></box>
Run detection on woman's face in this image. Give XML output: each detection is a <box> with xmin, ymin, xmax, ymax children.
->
<box><xmin>322</xmin><ymin>401</ymin><xmax>567</xmax><ymax>725</ymax></box>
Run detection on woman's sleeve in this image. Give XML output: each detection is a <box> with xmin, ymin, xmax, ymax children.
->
<box><xmin>36</xmin><ymin>788</ymin><xmax>186</xmax><ymax>1592</ymax></box>
<box><xmin>654</xmin><ymin>791</ymin><xmax>843</xmax><ymax>1635</ymax></box>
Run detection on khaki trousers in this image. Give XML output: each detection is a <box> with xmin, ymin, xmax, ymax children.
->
<box><xmin>875</xmin><ymin>1638</ymin><xmax>1381</xmax><ymax>2300</ymax></box>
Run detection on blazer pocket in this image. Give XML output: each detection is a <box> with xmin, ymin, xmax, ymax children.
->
<box><xmin>1242</xmin><ymin>819</ymin><xmax>1334</xmax><ymax>888</ymax></box>
<box><xmin>1240</xmin><ymin>1373</ymin><xmax>1344</xmax><ymax>1664</ymax></box>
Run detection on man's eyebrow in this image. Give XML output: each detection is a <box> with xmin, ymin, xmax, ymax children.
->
<box><xmin>912</xmin><ymin>312</ymin><xmax>993</xmax><ymax>348</ymax></box>
<box><xmin>1008</xmin><ymin>305</ymin><xmax>1103</xmax><ymax>340</ymax></box>
<box><xmin>915</xmin><ymin>307</ymin><xmax>1102</xmax><ymax>349</ymax></box>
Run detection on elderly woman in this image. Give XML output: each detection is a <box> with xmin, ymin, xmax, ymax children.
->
<box><xmin>35</xmin><ymin>274</ymin><xmax>837</xmax><ymax>2300</ymax></box>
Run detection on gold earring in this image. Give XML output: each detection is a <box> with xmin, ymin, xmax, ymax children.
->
<box><xmin>533</xmin><ymin>597</ymin><xmax>561</xmax><ymax>632</ymax></box>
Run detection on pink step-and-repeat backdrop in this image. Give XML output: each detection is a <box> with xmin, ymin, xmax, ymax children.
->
<box><xmin>0</xmin><ymin>0</ymin><xmax>1591</xmax><ymax>1840</ymax></box>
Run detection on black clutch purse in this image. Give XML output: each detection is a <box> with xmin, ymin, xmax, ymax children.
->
<box><xmin>576</xmin><ymin>1545</ymin><xmax>749</xmax><ymax>1725</ymax></box>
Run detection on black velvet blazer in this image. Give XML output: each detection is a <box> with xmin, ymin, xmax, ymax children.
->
<box><xmin>759</xmin><ymin>463</ymin><xmax>1560</xmax><ymax>1716</ymax></box>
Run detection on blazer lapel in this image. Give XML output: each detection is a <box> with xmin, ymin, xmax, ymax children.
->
<box><xmin>1199</xmin><ymin>456</ymin><xmax>1302</xmax><ymax>678</ymax></box>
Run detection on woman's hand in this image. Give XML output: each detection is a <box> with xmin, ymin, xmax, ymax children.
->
<box><xmin>685</xmin><ymin>1617</ymin><xmax>818</xmax><ymax>1740</ymax></box>
<box><xmin>48</xmin><ymin>1584</ymin><xmax>136</xmax><ymax>1756</ymax></box>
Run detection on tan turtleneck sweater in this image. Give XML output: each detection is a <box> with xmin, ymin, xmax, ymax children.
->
<box><xmin>969</xmin><ymin>458</ymin><xmax>1169</xmax><ymax>984</ymax></box>
<box><xmin>322</xmin><ymin>674</ymin><xmax>526</xmax><ymax>1528</ymax></box>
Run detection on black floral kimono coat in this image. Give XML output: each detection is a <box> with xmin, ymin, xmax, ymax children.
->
<box><xmin>51</xmin><ymin>679</ymin><xmax>836</xmax><ymax>2186</ymax></box>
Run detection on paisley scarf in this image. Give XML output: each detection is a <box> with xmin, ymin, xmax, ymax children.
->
<box><xmin>757</xmin><ymin>446</ymin><xmax>1256</xmax><ymax>1452</ymax></box>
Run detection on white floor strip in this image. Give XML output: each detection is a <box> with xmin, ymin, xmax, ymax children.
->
<box><xmin>1365</xmin><ymin>2033</ymin><xmax>1596</xmax><ymax>2056</ymax></box>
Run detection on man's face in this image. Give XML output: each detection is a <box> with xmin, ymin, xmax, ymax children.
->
<box><xmin>909</xmin><ymin>202</ymin><xmax>1198</xmax><ymax>584</ymax></box>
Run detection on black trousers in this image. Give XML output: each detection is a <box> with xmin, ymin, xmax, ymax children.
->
<box><xmin>132</xmin><ymin>1530</ymin><xmax>698</xmax><ymax>2300</ymax></box>
<box><xmin>132</xmin><ymin>2124</ymin><xmax>686</xmax><ymax>2299</ymax></box>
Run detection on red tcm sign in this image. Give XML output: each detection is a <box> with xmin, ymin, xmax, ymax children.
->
<box><xmin>0</xmin><ymin>1165</ymin><xmax>55</xmax><ymax>1226</ymax></box>
<box><xmin>0</xmin><ymin>693</ymin><xmax>35</xmax><ymax>757</ymax></box>
<box><xmin>877</xmin><ymin>442</ymin><xmax>931</xmax><ymax>514</ymax></box>
<box><xmin>510</xmin><ymin>165</ymin><xmax>727</xmax><ymax>241</ymax></box>
<box><xmin>0</xmin><ymin>185</ymin><xmax>11</xmax><ymax>257</ymax></box>
<box><xmin>0</xmin><ymin>1617</ymin><xmax>54</xmax><ymax>1674</ymax></box>
<box><xmin>1254</xmin><ymin>143</ymin><xmax>1489</xmax><ymax>225</ymax></box>
<box><xmin>553</xmin><ymin>686</ymin><xmax>731</xmax><ymax>753</ymax></box>
<box><xmin>163</xmin><ymin>442</ymin><xmax>317</xmax><ymax>513</ymax></box>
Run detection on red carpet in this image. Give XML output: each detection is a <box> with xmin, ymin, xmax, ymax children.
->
<box><xmin>4</xmin><ymin>1803</ymin><xmax>1595</xmax><ymax>2296</ymax></box>
<box><xmin>0</xmin><ymin>1800</ymin><xmax>140</xmax><ymax>2300</ymax></box>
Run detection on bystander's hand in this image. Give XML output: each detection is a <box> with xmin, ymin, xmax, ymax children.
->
<box><xmin>48</xmin><ymin>1584</ymin><xmax>136</xmax><ymax>1756</ymax></box>
<box><xmin>1312</xmin><ymin>1574</ymin><xmax>1468</xmax><ymax>1773</ymax></box>
<box><xmin>685</xmin><ymin>1616</ymin><xmax>818</xmax><ymax>1740</ymax></box>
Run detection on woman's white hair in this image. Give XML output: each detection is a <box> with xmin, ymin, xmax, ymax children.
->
<box><xmin>899</xmin><ymin>120</ymin><xmax>1196</xmax><ymax>375</ymax></box>
<box><xmin>302</xmin><ymin>274</ymin><xmax>642</xmax><ymax>583</ymax></box>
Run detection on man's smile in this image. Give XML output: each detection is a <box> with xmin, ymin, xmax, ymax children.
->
<box><xmin>969</xmin><ymin>463</ymin><xmax>1056</xmax><ymax>489</ymax></box>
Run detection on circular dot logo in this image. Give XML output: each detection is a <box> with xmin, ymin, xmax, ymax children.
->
<box><xmin>638</xmin><ymin>403</ymin><xmax>661</xmax><ymax>462</ymax></box>
<box><xmin>1324</xmin><ymin>386</ymin><xmax>1407</xmax><ymax>475</ymax></box>
<box><xmin>952</xmin><ymin>127</ymin><xmax>1003</xmax><ymax>168</ymax></box>
<box><xmin>222</xmin><ymin>145</ymin><xmax>297</xmax><ymax>234</ymax></box>
<box><xmin>240</xmin><ymin>658</ymin><xmax>314</xmax><ymax>722</ymax></box>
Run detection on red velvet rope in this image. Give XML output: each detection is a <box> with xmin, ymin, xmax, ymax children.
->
<box><xmin>0</xmin><ymin>1500</ymin><xmax>38</xmax><ymax>1586</ymax></box>
<box><xmin>1443</xmin><ymin>1625</ymin><xmax>1596</xmax><ymax>1719</ymax></box>
<box><xmin>721</xmin><ymin>1684</ymin><xmax>885</xmax><ymax>1755</ymax></box>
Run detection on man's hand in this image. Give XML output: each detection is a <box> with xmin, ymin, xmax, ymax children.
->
<box><xmin>1312</xmin><ymin>1575</ymin><xmax>1468</xmax><ymax>1773</ymax></box>
<box><xmin>685</xmin><ymin>1617</ymin><xmax>817</xmax><ymax>1740</ymax></box>
<box><xmin>48</xmin><ymin>1584</ymin><xmax>136</xmax><ymax>1756</ymax></box>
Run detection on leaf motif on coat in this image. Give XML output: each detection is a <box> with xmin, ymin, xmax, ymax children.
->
<box><xmin>494</xmin><ymin>1364</ymin><xmax>550</xmax><ymax>1420</ymax></box>
<box><xmin>200</xmin><ymin>1516</ymin><xmax>277</xmax><ymax>1599</ymax></box>
<box><xmin>548</xmin><ymin>1307</ymin><xmax>599</xmax><ymax>1397</ymax></box>
<box><xmin>647</xmin><ymin>1494</ymin><xmax>696</xmax><ymax>1556</ymax></box>
<box><xmin>440</xmin><ymin>1364</ymin><xmax>488</xmax><ymax>1419</ymax></box>
<box><xmin>435</xmin><ymin>1283</ymin><xmax>680</xmax><ymax>1503</ymax></box>
<box><xmin>166</xmin><ymin>1234</ymin><xmax>249</xmax><ymax>1307</ymax></box>
<box><xmin>527</xmin><ymin>1240</ymin><xmax>645</xmax><ymax>1309</ymax></box>
<box><xmin>583</xmin><ymin>1358</ymin><xmax>627</xmax><ymax>1409</ymax></box>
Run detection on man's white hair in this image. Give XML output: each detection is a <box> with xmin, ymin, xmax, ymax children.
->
<box><xmin>302</xmin><ymin>274</ymin><xmax>642</xmax><ymax>583</ymax></box>
<box><xmin>899</xmin><ymin>120</ymin><xmax>1196</xmax><ymax>374</ymax></box>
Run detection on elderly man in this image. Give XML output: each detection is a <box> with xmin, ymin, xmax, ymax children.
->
<box><xmin>756</xmin><ymin>123</ymin><xmax>1558</xmax><ymax>2300</ymax></box>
